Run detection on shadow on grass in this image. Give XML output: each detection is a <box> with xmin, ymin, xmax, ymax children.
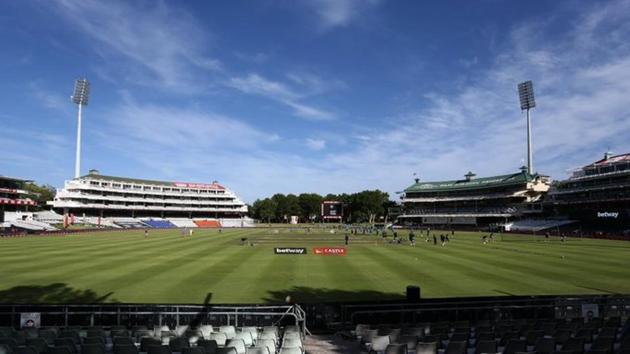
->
<box><xmin>0</xmin><ymin>283</ymin><xmax>116</xmax><ymax>304</ymax></box>
<box><xmin>263</xmin><ymin>286</ymin><xmax>405</xmax><ymax>304</ymax></box>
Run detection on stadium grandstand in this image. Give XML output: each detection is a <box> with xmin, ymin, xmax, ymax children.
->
<box><xmin>46</xmin><ymin>169</ymin><xmax>252</xmax><ymax>230</ymax></box>
<box><xmin>0</xmin><ymin>175</ymin><xmax>39</xmax><ymax>228</ymax></box>
<box><xmin>546</xmin><ymin>152</ymin><xmax>630</xmax><ymax>235</ymax></box>
<box><xmin>398</xmin><ymin>167</ymin><xmax>551</xmax><ymax>227</ymax></box>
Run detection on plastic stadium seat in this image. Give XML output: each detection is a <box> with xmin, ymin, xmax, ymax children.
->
<box><xmin>415</xmin><ymin>342</ymin><xmax>437</xmax><ymax>354</ymax></box>
<box><xmin>174</xmin><ymin>326</ymin><xmax>189</xmax><ymax>337</ymax></box>
<box><xmin>0</xmin><ymin>344</ymin><xmax>10</xmax><ymax>354</ymax></box>
<box><xmin>81</xmin><ymin>344</ymin><xmax>106</xmax><ymax>354</ymax></box>
<box><xmin>499</xmin><ymin>333</ymin><xmax>519</xmax><ymax>347</ymax></box>
<box><xmin>198</xmin><ymin>326</ymin><xmax>213</xmax><ymax>339</ymax></box>
<box><xmin>217</xmin><ymin>347</ymin><xmax>238</xmax><ymax>354</ymax></box>
<box><xmin>362</xmin><ymin>330</ymin><xmax>379</xmax><ymax>345</ymax></box>
<box><xmin>169</xmin><ymin>337</ymin><xmax>190</xmax><ymax>352</ymax></box>
<box><xmin>281</xmin><ymin>338</ymin><xmax>302</xmax><ymax>351</ymax></box>
<box><xmin>534</xmin><ymin>337</ymin><xmax>555</xmax><ymax>354</ymax></box>
<box><xmin>262</xmin><ymin>327</ymin><xmax>278</xmax><ymax>335</ymax></box>
<box><xmin>402</xmin><ymin>328</ymin><xmax>424</xmax><ymax>337</ymax></box>
<box><xmin>503</xmin><ymin>339</ymin><xmax>526</xmax><ymax>354</ymax></box>
<box><xmin>54</xmin><ymin>339</ymin><xmax>77</xmax><ymax>353</ymax></box>
<box><xmin>450</xmin><ymin>333</ymin><xmax>469</xmax><ymax>344</ymax></box>
<box><xmin>147</xmin><ymin>345</ymin><xmax>172</xmax><ymax>354</ymax></box>
<box><xmin>283</xmin><ymin>326</ymin><xmax>299</xmax><ymax>334</ymax></box>
<box><xmin>182</xmin><ymin>347</ymin><xmax>205</xmax><ymax>354</ymax></box>
<box><xmin>25</xmin><ymin>338</ymin><xmax>48</xmax><ymax>354</ymax></box>
<box><xmin>525</xmin><ymin>331</ymin><xmax>544</xmax><ymax>346</ymax></box>
<box><xmin>39</xmin><ymin>330</ymin><xmax>57</xmax><ymax>345</ymax></box>
<box><xmin>141</xmin><ymin>338</ymin><xmax>163</xmax><ymax>352</ymax></box>
<box><xmin>196</xmin><ymin>339</ymin><xmax>218</xmax><ymax>354</ymax></box>
<box><xmin>209</xmin><ymin>333</ymin><xmax>227</xmax><ymax>347</ymax></box>
<box><xmin>240</xmin><ymin>328</ymin><xmax>259</xmax><ymax>342</ymax></box>
<box><xmin>234</xmin><ymin>333</ymin><xmax>253</xmax><ymax>347</ymax></box>
<box><xmin>576</xmin><ymin>330</ymin><xmax>593</xmax><ymax>343</ymax></box>
<box><xmin>354</xmin><ymin>324</ymin><xmax>370</xmax><ymax>338</ymax></box>
<box><xmin>561</xmin><ymin>337</ymin><xmax>585</xmax><ymax>354</ymax></box>
<box><xmin>589</xmin><ymin>337</ymin><xmax>614</xmax><ymax>353</ymax></box>
<box><xmin>220</xmin><ymin>327</ymin><xmax>236</xmax><ymax>341</ymax></box>
<box><xmin>258</xmin><ymin>333</ymin><xmax>277</xmax><ymax>344</ymax></box>
<box><xmin>278</xmin><ymin>349</ymin><xmax>300</xmax><ymax>354</ymax></box>
<box><xmin>134</xmin><ymin>330</ymin><xmax>153</xmax><ymax>342</ymax></box>
<box><xmin>476</xmin><ymin>332</ymin><xmax>495</xmax><ymax>342</ymax></box>
<box><xmin>383</xmin><ymin>329</ymin><xmax>402</xmax><ymax>344</ymax></box>
<box><xmin>370</xmin><ymin>335</ymin><xmax>391</xmax><ymax>354</ymax></box>
<box><xmin>82</xmin><ymin>337</ymin><xmax>104</xmax><ymax>346</ymax></box>
<box><xmin>226</xmin><ymin>339</ymin><xmax>246</xmax><ymax>354</ymax></box>
<box><xmin>598</xmin><ymin>328</ymin><xmax>617</xmax><ymax>338</ymax></box>
<box><xmin>113</xmin><ymin>337</ymin><xmax>135</xmax><ymax>347</ymax></box>
<box><xmin>554</xmin><ymin>330</ymin><xmax>571</xmax><ymax>345</ymax></box>
<box><xmin>256</xmin><ymin>339</ymin><xmax>275</xmax><ymax>354</ymax></box>
<box><xmin>59</xmin><ymin>332</ymin><xmax>81</xmax><ymax>345</ymax></box>
<box><xmin>113</xmin><ymin>345</ymin><xmax>138</xmax><ymax>354</ymax></box>
<box><xmin>86</xmin><ymin>330</ymin><xmax>106</xmax><ymax>340</ymax></box>
<box><xmin>397</xmin><ymin>335</ymin><xmax>418</xmax><ymax>352</ymax></box>
<box><xmin>384</xmin><ymin>343</ymin><xmax>407</xmax><ymax>354</ymax></box>
<box><xmin>49</xmin><ymin>347</ymin><xmax>73</xmax><ymax>354</ymax></box>
<box><xmin>111</xmin><ymin>330</ymin><xmax>130</xmax><ymax>339</ymax></box>
<box><xmin>15</xmin><ymin>347</ymin><xmax>37</xmax><ymax>354</ymax></box>
<box><xmin>23</xmin><ymin>329</ymin><xmax>39</xmax><ymax>340</ymax></box>
<box><xmin>445</xmin><ymin>341</ymin><xmax>466</xmax><ymax>354</ymax></box>
<box><xmin>282</xmin><ymin>333</ymin><xmax>300</xmax><ymax>341</ymax></box>
<box><xmin>245</xmin><ymin>348</ymin><xmax>269</xmax><ymax>354</ymax></box>
<box><xmin>475</xmin><ymin>339</ymin><xmax>497</xmax><ymax>354</ymax></box>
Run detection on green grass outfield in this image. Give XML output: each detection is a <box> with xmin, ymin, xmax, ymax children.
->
<box><xmin>0</xmin><ymin>228</ymin><xmax>629</xmax><ymax>304</ymax></box>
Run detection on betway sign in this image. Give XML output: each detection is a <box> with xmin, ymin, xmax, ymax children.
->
<box><xmin>597</xmin><ymin>212</ymin><xmax>619</xmax><ymax>219</ymax></box>
<box><xmin>274</xmin><ymin>247</ymin><xmax>307</xmax><ymax>255</ymax></box>
<box><xmin>313</xmin><ymin>247</ymin><xmax>347</xmax><ymax>256</ymax></box>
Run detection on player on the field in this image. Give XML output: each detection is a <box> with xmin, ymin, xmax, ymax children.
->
<box><xmin>344</xmin><ymin>233</ymin><xmax>349</xmax><ymax>245</ymax></box>
<box><xmin>433</xmin><ymin>234</ymin><xmax>437</xmax><ymax>245</ymax></box>
<box><xmin>144</xmin><ymin>229</ymin><xmax>149</xmax><ymax>239</ymax></box>
<box><xmin>409</xmin><ymin>230</ymin><xmax>416</xmax><ymax>246</ymax></box>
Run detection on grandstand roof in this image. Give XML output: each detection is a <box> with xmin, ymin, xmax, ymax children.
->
<box><xmin>78</xmin><ymin>174</ymin><xmax>225</xmax><ymax>190</ymax></box>
<box><xmin>0</xmin><ymin>175</ymin><xmax>32</xmax><ymax>183</ymax></box>
<box><xmin>590</xmin><ymin>153</ymin><xmax>630</xmax><ymax>166</ymax></box>
<box><xmin>404</xmin><ymin>171</ymin><xmax>540</xmax><ymax>193</ymax></box>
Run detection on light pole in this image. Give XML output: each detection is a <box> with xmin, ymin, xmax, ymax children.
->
<box><xmin>71</xmin><ymin>78</ymin><xmax>90</xmax><ymax>178</ymax></box>
<box><xmin>518</xmin><ymin>81</ymin><xmax>536</xmax><ymax>174</ymax></box>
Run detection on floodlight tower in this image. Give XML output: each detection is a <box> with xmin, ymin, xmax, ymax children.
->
<box><xmin>518</xmin><ymin>80</ymin><xmax>536</xmax><ymax>174</ymax></box>
<box><xmin>71</xmin><ymin>78</ymin><xmax>90</xmax><ymax>178</ymax></box>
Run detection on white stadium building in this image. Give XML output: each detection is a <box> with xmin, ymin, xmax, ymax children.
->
<box><xmin>48</xmin><ymin>170</ymin><xmax>251</xmax><ymax>229</ymax></box>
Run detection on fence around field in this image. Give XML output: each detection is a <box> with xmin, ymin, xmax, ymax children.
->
<box><xmin>0</xmin><ymin>304</ymin><xmax>310</xmax><ymax>335</ymax></box>
<box><xmin>1</xmin><ymin>295</ymin><xmax>628</xmax><ymax>332</ymax></box>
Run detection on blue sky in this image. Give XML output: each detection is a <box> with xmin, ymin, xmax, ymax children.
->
<box><xmin>1</xmin><ymin>0</ymin><xmax>630</xmax><ymax>202</ymax></box>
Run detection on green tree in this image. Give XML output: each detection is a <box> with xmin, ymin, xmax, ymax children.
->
<box><xmin>253</xmin><ymin>198</ymin><xmax>277</xmax><ymax>223</ymax></box>
<box><xmin>23</xmin><ymin>183</ymin><xmax>56</xmax><ymax>210</ymax></box>
<box><xmin>298</xmin><ymin>193</ymin><xmax>323</xmax><ymax>221</ymax></box>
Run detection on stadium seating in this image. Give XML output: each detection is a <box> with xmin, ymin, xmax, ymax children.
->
<box><xmin>506</xmin><ymin>218</ymin><xmax>577</xmax><ymax>232</ymax></box>
<box><xmin>194</xmin><ymin>220</ymin><xmax>222</xmax><ymax>228</ymax></box>
<box><xmin>142</xmin><ymin>219</ymin><xmax>176</xmax><ymax>229</ymax></box>
<box><xmin>168</xmin><ymin>219</ymin><xmax>198</xmax><ymax>228</ymax></box>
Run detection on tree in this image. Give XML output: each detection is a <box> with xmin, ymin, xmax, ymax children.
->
<box><xmin>23</xmin><ymin>183</ymin><xmax>56</xmax><ymax>210</ymax></box>
<box><xmin>252</xmin><ymin>198</ymin><xmax>277</xmax><ymax>223</ymax></box>
<box><xmin>298</xmin><ymin>193</ymin><xmax>323</xmax><ymax>221</ymax></box>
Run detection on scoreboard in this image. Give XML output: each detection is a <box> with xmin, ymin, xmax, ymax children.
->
<box><xmin>321</xmin><ymin>201</ymin><xmax>343</xmax><ymax>221</ymax></box>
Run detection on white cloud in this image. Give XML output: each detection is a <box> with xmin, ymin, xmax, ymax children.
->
<box><xmin>305</xmin><ymin>0</ymin><xmax>381</xmax><ymax>30</ymax></box>
<box><xmin>227</xmin><ymin>73</ymin><xmax>335</xmax><ymax>120</ymax></box>
<box><xmin>305</xmin><ymin>138</ymin><xmax>326</xmax><ymax>151</ymax></box>
<box><xmin>49</xmin><ymin>0</ymin><xmax>220</xmax><ymax>91</ymax></box>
